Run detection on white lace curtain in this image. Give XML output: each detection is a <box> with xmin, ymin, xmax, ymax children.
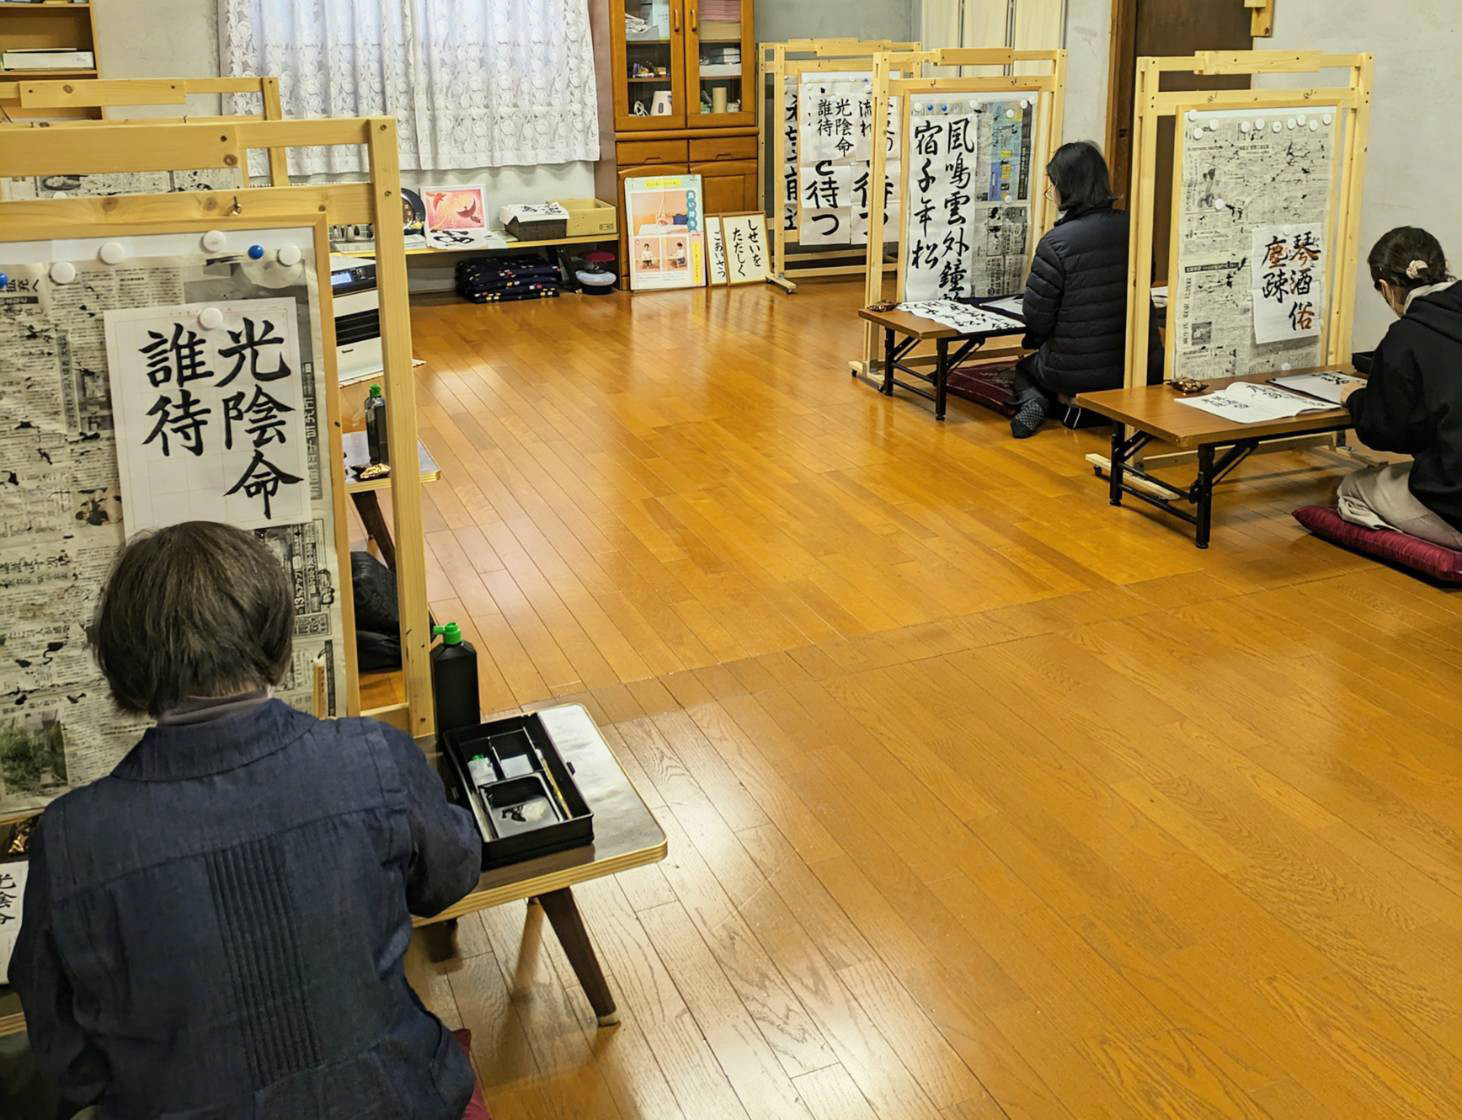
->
<box><xmin>219</xmin><ymin>0</ymin><xmax>601</xmax><ymax>175</ymax></box>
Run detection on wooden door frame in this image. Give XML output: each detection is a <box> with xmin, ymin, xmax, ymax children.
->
<box><xmin>1105</xmin><ymin>0</ymin><xmax>1137</xmax><ymax>206</ymax></box>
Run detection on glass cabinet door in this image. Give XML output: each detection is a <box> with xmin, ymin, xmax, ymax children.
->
<box><xmin>686</xmin><ymin>0</ymin><xmax>755</xmax><ymax>126</ymax></box>
<box><xmin>618</xmin><ymin>0</ymin><xmax>687</xmax><ymax>129</ymax></box>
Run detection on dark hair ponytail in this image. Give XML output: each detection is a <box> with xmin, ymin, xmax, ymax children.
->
<box><xmin>1368</xmin><ymin>226</ymin><xmax>1450</xmax><ymax>296</ymax></box>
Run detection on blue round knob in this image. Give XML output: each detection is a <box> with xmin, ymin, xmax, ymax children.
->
<box><xmin>247</xmin><ymin>244</ymin><xmax>266</xmax><ymax>260</ymax></box>
<box><xmin>0</xmin><ymin>273</ymin><xmax>8</xmax><ymax>290</ymax></box>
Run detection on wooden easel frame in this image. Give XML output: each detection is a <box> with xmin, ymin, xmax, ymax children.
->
<box><xmin>1124</xmin><ymin>50</ymin><xmax>1374</xmax><ymax>392</ymax></box>
<box><xmin>854</xmin><ymin>47</ymin><xmax>1068</xmax><ymax>378</ymax></box>
<box><xmin>759</xmin><ymin>38</ymin><xmax>918</xmax><ymax>293</ymax></box>
<box><xmin>0</xmin><ymin>76</ymin><xmax>290</xmax><ymax>185</ymax></box>
<box><xmin>0</xmin><ymin>117</ymin><xmax>435</xmax><ymax>743</ymax></box>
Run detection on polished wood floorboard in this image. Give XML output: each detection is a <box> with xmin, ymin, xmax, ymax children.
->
<box><xmin>375</xmin><ymin>281</ymin><xmax>1462</xmax><ymax>1119</ymax></box>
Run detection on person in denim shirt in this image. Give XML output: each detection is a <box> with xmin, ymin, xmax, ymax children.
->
<box><xmin>12</xmin><ymin>522</ymin><xmax>482</xmax><ymax>1118</ymax></box>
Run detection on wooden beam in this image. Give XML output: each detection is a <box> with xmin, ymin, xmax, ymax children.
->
<box><xmin>365</xmin><ymin>118</ymin><xmax>437</xmax><ymax>740</ymax></box>
<box><xmin>0</xmin><ymin>122</ymin><xmax>241</xmax><ymax>174</ymax></box>
<box><xmin>20</xmin><ymin>77</ymin><xmax>185</xmax><ymax>108</ymax></box>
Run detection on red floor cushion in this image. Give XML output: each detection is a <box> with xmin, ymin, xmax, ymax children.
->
<box><xmin>1293</xmin><ymin>505</ymin><xmax>1462</xmax><ymax>583</ymax></box>
<box><xmin>452</xmin><ymin>1029</ymin><xmax>492</xmax><ymax>1120</ymax></box>
<box><xmin>946</xmin><ymin>360</ymin><xmax>1018</xmax><ymax>417</ymax></box>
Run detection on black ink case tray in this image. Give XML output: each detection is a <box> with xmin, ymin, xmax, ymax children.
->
<box><xmin>441</xmin><ymin>714</ymin><xmax>595</xmax><ymax>869</ymax></box>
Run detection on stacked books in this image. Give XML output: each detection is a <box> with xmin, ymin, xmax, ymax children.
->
<box><xmin>2</xmin><ymin>48</ymin><xmax>94</xmax><ymax>71</ymax></box>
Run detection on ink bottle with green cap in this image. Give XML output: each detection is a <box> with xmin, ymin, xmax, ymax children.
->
<box><xmin>365</xmin><ymin>383</ymin><xmax>389</xmax><ymax>466</ymax></box>
<box><xmin>430</xmin><ymin>622</ymin><xmax>480</xmax><ymax>734</ymax></box>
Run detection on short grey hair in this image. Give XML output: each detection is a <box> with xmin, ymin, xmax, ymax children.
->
<box><xmin>91</xmin><ymin>522</ymin><xmax>294</xmax><ymax>717</ymax></box>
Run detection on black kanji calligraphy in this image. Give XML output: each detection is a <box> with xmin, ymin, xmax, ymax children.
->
<box><xmin>144</xmin><ymin>388</ymin><xmax>211</xmax><ymax>457</ymax></box>
<box><xmin>219</xmin><ymin>317</ymin><xmax>291</xmax><ymax>386</ymax></box>
<box><xmin>139</xmin><ymin>322</ymin><xmax>214</xmax><ymax>388</ymax></box>
<box><xmin>225</xmin><ymin>449</ymin><xmax>303</xmax><ymax>520</ymax></box>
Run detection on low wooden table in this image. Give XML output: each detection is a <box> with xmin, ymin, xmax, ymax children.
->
<box><xmin>420</xmin><ymin>704</ymin><xmax>666</xmax><ymax>1027</ymax></box>
<box><xmin>1076</xmin><ymin>375</ymin><xmax>1355</xmax><ymax>549</ymax></box>
<box><xmin>858</xmin><ymin>305</ymin><xmax>1024</xmax><ymax>421</ymax></box>
<box><xmin>342</xmin><ymin>431</ymin><xmax>440</xmax><ymax>571</ymax></box>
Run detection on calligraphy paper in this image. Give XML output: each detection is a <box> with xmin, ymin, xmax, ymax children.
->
<box><xmin>897</xmin><ymin>300</ymin><xmax>1024</xmax><ymax>334</ymax></box>
<box><xmin>106</xmin><ymin>298</ymin><xmax>310</xmax><ymax>533</ymax></box>
<box><xmin>796</xmin><ymin>75</ymin><xmax>899</xmax><ymax>248</ymax></box>
<box><xmin>707</xmin><ymin>218</ymin><xmax>728</xmax><ymax>285</ymax></box>
<box><xmin>1173</xmin><ymin>381</ymin><xmax>1334</xmax><ymax>423</ymax></box>
<box><xmin>723</xmin><ymin>214</ymin><xmax>769</xmax><ymax>284</ymax></box>
<box><xmin>1249</xmin><ymin>223</ymin><xmax>1324</xmax><ymax>344</ymax></box>
<box><xmin>903</xmin><ymin>97</ymin><xmax>1035</xmax><ymax>302</ymax></box>
<box><xmin>0</xmin><ymin>860</ymin><xmax>29</xmax><ymax>982</ymax></box>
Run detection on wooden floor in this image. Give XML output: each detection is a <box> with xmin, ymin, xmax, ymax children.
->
<box><xmin>378</xmin><ymin>281</ymin><xmax>1462</xmax><ymax>1119</ymax></box>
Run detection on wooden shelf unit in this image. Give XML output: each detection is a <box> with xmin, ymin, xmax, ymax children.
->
<box><xmin>599</xmin><ymin>0</ymin><xmax>757</xmax><ymax>287</ymax></box>
<box><xmin>0</xmin><ymin>0</ymin><xmax>101</xmax><ymax>119</ymax></box>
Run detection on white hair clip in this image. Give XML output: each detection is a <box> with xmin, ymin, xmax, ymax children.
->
<box><xmin>1406</xmin><ymin>259</ymin><xmax>1430</xmax><ymax>279</ymax></box>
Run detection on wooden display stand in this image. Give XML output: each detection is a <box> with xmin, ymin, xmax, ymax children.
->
<box><xmin>853</xmin><ymin>47</ymin><xmax>1067</xmax><ymax>379</ymax></box>
<box><xmin>0</xmin><ymin>76</ymin><xmax>289</xmax><ymax>183</ymax></box>
<box><xmin>0</xmin><ymin>117</ymin><xmax>435</xmax><ymax>742</ymax></box>
<box><xmin>758</xmin><ymin>38</ymin><xmax>917</xmax><ymax>293</ymax></box>
<box><xmin>1124</xmin><ymin>49</ymin><xmax>1373</xmax><ymax>391</ymax></box>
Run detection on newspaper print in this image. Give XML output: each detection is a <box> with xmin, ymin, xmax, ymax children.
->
<box><xmin>0</xmin><ymin>246</ymin><xmax>345</xmax><ymax>815</ymax></box>
<box><xmin>1172</xmin><ymin>108</ymin><xmax>1336</xmax><ymax>378</ymax></box>
<box><xmin>0</xmin><ymin>168</ymin><xmax>240</xmax><ymax>202</ymax></box>
<box><xmin>903</xmin><ymin>97</ymin><xmax>1034</xmax><ymax>302</ymax></box>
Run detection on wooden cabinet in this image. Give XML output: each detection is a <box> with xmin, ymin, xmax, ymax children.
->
<box><xmin>0</xmin><ymin>2</ymin><xmax>103</xmax><ymax>121</ymax></box>
<box><xmin>692</xmin><ymin>160</ymin><xmax>756</xmax><ymax>214</ymax></box>
<box><xmin>610</xmin><ymin>0</ymin><xmax>754</xmax><ymax>131</ymax></box>
<box><xmin>601</xmin><ymin>0</ymin><xmax>755</xmax><ymax>286</ymax></box>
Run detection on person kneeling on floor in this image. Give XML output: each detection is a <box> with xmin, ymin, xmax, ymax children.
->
<box><xmin>1338</xmin><ymin>227</ymin><xmax>1462</xmax><ymax>548</ymax></box>
<box><xmin>1010</xmin><ymin>140</ymin><xmax>1162</xmax><ymax>438</ymax></box>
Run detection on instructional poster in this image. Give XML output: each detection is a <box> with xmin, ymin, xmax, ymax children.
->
<box><xmin>903</xmin><ymin>96</ymin><xmax>1035</xmax><ymax>302</ymax></box>
<box><xmin>796</xmin><ymin>74</ymin><xmax>900</xmax><ymax>247</ymax></box>
<box><xmin>0</xmin><ymin>236</ymin><xmax>347</xmax><ymax>815</ymax></box>
<box><xmin>1172</xmin><ymin>107</ymin><xmax>1336</xmax><ymax>378</ymax></box>
<box><xmin>625</xmin><ymin>175</ymin><xmax>707</xmax><ymax>291</ymax></box>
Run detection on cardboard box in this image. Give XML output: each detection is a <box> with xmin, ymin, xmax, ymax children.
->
<box><xmin>556</xmin><ymin>198</ymin><xmax>617</xmax><ymax>239</ymax></box>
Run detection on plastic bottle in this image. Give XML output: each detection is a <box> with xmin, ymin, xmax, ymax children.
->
<box><xmin>365</xmin><ymin>384</ymin><xmax>389</xmax><ymax>465</ymax></box>
<box><xmin>431</xmin><ymin>622</ymin><xmax>480</xmax><ymax>735</ymax></box>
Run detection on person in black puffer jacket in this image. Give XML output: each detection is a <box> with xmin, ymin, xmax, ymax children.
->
<box><xmin>1336</xmin><ymin>226</ymin><xmax>1462</xmax><ymax>548</ymax></box>
<box><xmin>1011</xmin><ymin>141</ymin><xmax>1162</xmax><ymax>438</ymax></box>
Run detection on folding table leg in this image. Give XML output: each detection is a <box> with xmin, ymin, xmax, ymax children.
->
<box><xmin>934</xmin><ymin>337</ymin><xmax>949</xmax><ymax>420</ymax></box>
<box><xmin>882</xmin><ymin>327</ymin><xmax>896</xmax><ymax>396</ymax></box>
<box><xmin>1194</xmin><ymin>444</ymin><xmax>1216</xmax><ymax>549</ymax></box>
<box><xmin>1109</xmin><ymin>423</ymin><xmax>1126</xmax><ymax>506</ymax></box>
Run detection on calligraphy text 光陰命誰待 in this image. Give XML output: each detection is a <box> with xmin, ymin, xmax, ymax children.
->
<box><xmin>137</xmin><ymin>314</ymin><xmax>302</xmax><ymax>519</ymax></box>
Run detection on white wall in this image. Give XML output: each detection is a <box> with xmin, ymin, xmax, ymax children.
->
<box><xmin>92</xmin><ymin>0</ymin><xmax>597</xmax><ymax>210</ymax></box>
<box><xmin>1061</xmin><ymin>0</ymin><xmax>1109</xmax><ymax>148</ymax></box>
<box><xmin>757</xmin><ymin>1</ymin><xmax>912</xmax><ymax>42</ymax></box>
<box><xmin>1260</xmin><ymin>0</ymin><xmax>1461</xmax><ymax>349</ymax></box>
